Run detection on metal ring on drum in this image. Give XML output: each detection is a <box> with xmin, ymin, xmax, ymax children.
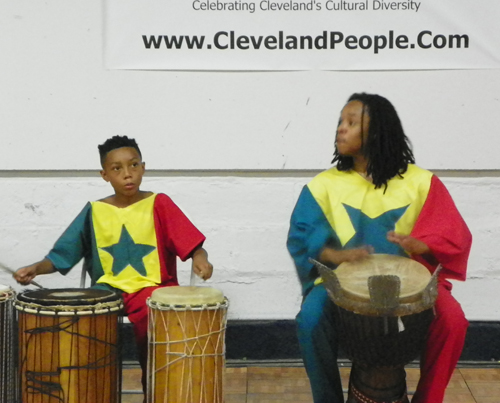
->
<box><xmin>0</xmin><ymin>284</ymin><xmax>17</xmax><ymax>403</ymax></box>
<box><xmin>146</xmin><ymin>286</ymin><xmax>228</xmax><ymax>403</ymax></box>
<box><xmin>14</xmin><ymin>288</ymin><xmax>124</xmax><ymax>403</ymax></box>
<box><xmin>311</xmin><ymin>254</ymin><xmax>441</xmax><ymax>403</ymax></box>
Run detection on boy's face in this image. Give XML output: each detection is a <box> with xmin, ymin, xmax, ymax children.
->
<box><xmin>100</xmin><ymin>147</ymin><xmax>145</xmax><ymax>198</ymax></box>
<box><xmin>336</xmin><ymin>100</ymin><xmax>370</xmax><ymax>157</ymax></box>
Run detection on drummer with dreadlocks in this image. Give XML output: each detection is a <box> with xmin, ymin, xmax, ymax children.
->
<box><xmin>287</xmin><ymin>93</ymin><xmax>472</xmax><ymax>403</ymax></box>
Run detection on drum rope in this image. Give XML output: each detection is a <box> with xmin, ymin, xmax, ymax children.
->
<box><xmin>0</xmin><ymin>289</ymin><xmax>16</xmax><ymax>403</ymax></box>
<box><xmin>148</xmin><ymin>300</ymin><xmax>228</xmax><ymax>403</ymax></box>
<box><xmin>19</xmin><ymin>311</ymin><xmax>120</xmax><ymax>402</ymax></box>
<box><xmin>149</xmin><ymin>300</ymin><xmax>228</xmax><ymax>312</ymax></box>
<box><xmin>25</xmin><ymin>315</ymin><xmax>118</xmax><ymax>352</ymax></box>
<box><xmin>15</xmin><ymin>299</ymin><xmax>123</xmax><ymax>316</ymax></box>
<box><xmin>154</xmin><ymin>309</ymin><xmax>227</xmax><ymax>368</ymax></box>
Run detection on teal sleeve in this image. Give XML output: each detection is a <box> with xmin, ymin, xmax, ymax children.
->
<box><xmin>46</xmin><ymin>203</ymin><xmax>93</xmax><ymax>274</ymax></box>
<box><xmin>287</xmin><ymin>186</ymin><xmax>339</xmax><ymax>296</ymax></box>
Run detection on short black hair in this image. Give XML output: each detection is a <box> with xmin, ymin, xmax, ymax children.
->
<box><xmin>98</xmin><ymin>135</ymin><xmax>142</xmax><ymax>166</ymax></box>
<box><xmin>332</xmin><ymin>93</ymin><xmax>415</xmax><ymax>189</ymax></box>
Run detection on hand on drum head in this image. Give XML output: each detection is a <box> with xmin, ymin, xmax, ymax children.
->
<box><xmin>191</xmin><ymin>247</ymin><xmax>214</xmax><ymax>280</ymax></box>
<box><xmin>386</xmin><ymin>231</ymin><xmax>430</xmax><ymax>256</ymax></box>
<box><xmin>320</xmin><ymin>245</ymin><xmax>373</xmax><ymax>266</ymax></box>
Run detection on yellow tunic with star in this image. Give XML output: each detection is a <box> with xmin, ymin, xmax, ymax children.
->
<box><xmin>92</xmin><ymin>195</ymin><xmax>160</xmax><ymax>293</ymax></box>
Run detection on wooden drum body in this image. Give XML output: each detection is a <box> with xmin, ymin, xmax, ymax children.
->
<box><xmin>0</xmin><ymin>284</ymin><xmax>17</xmax><ymax>403</ymax></box>
<box><xmin>147</xmin><ymin>286</ymin><xmax>228</xmax><ymax>403</ymax></box>
<box><xmin>15</xmin><ymin>288</ymin><xmax>123</xmax><ymax>403</ymax></box>
<box><xmin>315</xmin><ymin>254</ymin><xmax>440</xmax><ymax>403</ymax></box>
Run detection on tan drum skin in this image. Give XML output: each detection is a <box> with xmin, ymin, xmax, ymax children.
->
<box><xmin>323</xmin><ymin>254</ymin><xmax>436</xmax><ymax>317</ymax></box>
<box><xmin>335</xmin><ymin>254</ymin><xmax>431</xmax><ymax>303</ymax></box>
<box><xmin>147</xmin><ymin>286</ymin><xmax>228</xmax><ymax>403</ymax></box>
<box><xmin>335</xmin><ymin>254</ymin><xmax>431</xmax><ymax>300</ymax></box>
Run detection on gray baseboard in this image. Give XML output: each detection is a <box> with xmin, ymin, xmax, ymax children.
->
<box><xmin>122</xmin><ymin>319</ymin><xmax>500</xmax><ymax>364</ymax></box>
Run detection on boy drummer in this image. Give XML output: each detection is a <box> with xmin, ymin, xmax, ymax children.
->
<box><xmin>14</xmin><ymin>135</ymin><xmax>213</xmax><ymax>392</ymax></box>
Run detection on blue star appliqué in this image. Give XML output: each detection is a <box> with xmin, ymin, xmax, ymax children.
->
<box><xmin>101</xmin><ymin>225</ymin><xmax>156</xmax><ymax>276</ymax></box>
<box><xmin>343</xmin><ymin>203</ymin><xmax>409</xmax><ymax>254</ymax></box>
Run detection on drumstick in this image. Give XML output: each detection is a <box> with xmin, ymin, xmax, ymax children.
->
<box><xmin>0</xmin><ymin>261</ymin><xmax>45</xmax><ymax>289</ymax></box>
<box><xmin>190</xmin><ymin>268</ymin><xmax>197</xmax><ymax>287</ymax></box>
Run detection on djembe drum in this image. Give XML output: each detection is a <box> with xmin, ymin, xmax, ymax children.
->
<box><xmin>147</xmin><ymin>286</ymin><xmax>228</xmax><ymax>403</ymax></box>
<box><xmin>312</xmin><ymin>254</ymin><xmax>440</xmax><ymax>403</ymax></box>
<box><xmin>0</xmin><ymin>284</ymin><xmax>17</xmax><ymax>403</ymax></box>
<box><xmin>15</xmin><ymin>288</ymin><xmax>123</xmax><ymax>403</ymax></box>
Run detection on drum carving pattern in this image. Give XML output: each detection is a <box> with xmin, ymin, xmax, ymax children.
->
<box><xmin>15</xmin><ymin>288</ymin><xmax>123</xmax><ymax>403</ymax></box>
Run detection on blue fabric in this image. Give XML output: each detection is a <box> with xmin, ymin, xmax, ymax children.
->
<box><xmin>46</xmin><ymin>203</ymin><xmax>104</xmax><ymax>286</ymax></box>
<box><xmin>287</xmin><ymin>186</ymin><xmax>339</xmax><ymax>295</ymax></box>
<box><xmin>343</xmin><ymin>203</ymin><xmax>408</xmax><ymax>254</ymax></box>
<box><xmin>288</xmin><ymin>183</ymin><xmax>409</xmax><ymax>402</ymax></box>
<box><xmin>296</xmin><ymin>284</ymin><xmax>344</xmax><ymax>403</ymax></box>
<box><xmin>288</xmin><ymin>186</ymin><xmax>345</xmax><ymax>402</ymax></box>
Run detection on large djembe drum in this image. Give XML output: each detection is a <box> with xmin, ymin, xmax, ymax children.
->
<box><xmin>0</xmin><ymin>284</ymin><xmax>17</xmax><ymax>403</ymax></box>
<box><xmin>15</xmin><ymin>288</ymin><xmax>123</xmax><ymax>403</ymax></box>
<box><xmin>147</xmin><ymin>286</ymin><xmax>228</xmax><ymax>403</ymax></box>
<box><xmin>313</xmin><ymin>254</ymin><xmax>441</xmax><ymax>403</ymax></box>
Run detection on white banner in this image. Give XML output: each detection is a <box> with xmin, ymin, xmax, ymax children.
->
<box><xmin>104</xmin><ymin>0</ymin><xmax>500</xmax><ymax>71</ymax></box>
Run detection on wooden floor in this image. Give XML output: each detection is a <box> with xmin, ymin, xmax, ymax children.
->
<box><xmin>122</xmin><ymin>363</ymin><xmax>500</xmax><ymax>403</ymax></box>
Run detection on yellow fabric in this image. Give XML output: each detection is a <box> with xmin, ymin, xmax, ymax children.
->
<box><xmin>91</xmin><ymin>194</ymin><xmax>161</xmax><ymax>293</ymax></box>
<box><xmin>307</xmin><ymin>164</ymin><xmax>433</xmax><ymax>248</ymax></box>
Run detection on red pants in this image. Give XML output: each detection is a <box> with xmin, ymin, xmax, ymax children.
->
<box><xmin>122</xmin><ymin>285</ymin><xmax>172</xmax><ymax>392</ymax></box>
<box><xmin>411</xmin><ymin>280</ymin><xmax>469</xmax><ymax>403</ymax></box>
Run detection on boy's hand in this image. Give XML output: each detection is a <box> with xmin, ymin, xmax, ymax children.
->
<box><xmin>319</xmin><ymin>246</ymin><xmax>373</xmax><ymax>266</ymax></box>
<box><xmin>387</xmin><ymin>231</ymin><xmax>430</xmax><ymax>255</ymax></box>
<box><xmin>14</xmin><ymin>264</ymin><xmax>40</xmax><ymax>285</ymax></box>
<box><xmin>14</xmin><ymin>259</ymin><xmax>55</xmax><ymax>285</ymax></box>
<box><xmin>191</xmin><ymin>248</ymin><xmax>213</xmax><ymax>281</ymax></box>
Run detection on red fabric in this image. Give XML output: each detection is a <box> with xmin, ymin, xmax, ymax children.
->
<box><xmin>153</xmin><ymin>193</ymin><xmax>206</xmax><ymax>285</ymax></box>
<box><xmin>410</xmin><ymin>175</ymin><xmax>472</xmax><ymax>281</ymax></box>
<box><xmin>409</xmin><ymin>176</ymin><xmax>471</xmax><ymax>401</ymax></box>
<box><xmin>122</xmin><ymin>285</ymin><xmax>164</xmax><ymax>392</ymax></box>
<box><xmin>412</xmin><ymin>280</ymin><xmax>469</xmax><ymax>403</ymax></box>
<box><xmin>121</xmin><ymin>194</ymin><xmax>206</xmax><ymax>393</ymax></box>
<box><xmin>123</xmin><ymin>283</ymin><xmax>183</xmax><ymax>393</ymax></box>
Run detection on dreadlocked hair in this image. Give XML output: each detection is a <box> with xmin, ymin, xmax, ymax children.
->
<box><xmin>98</xmin><ymin>135</ymin><xmax>142</xmax><ymax>166</ymax></box>
<box><xmin>332</xmin><ymin>93</ymin><xmax>415</xmax><ymax>190</ymax></box>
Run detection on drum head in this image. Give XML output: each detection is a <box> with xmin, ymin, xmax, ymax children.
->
<box><xmin>335</xmin><ymin>254</ymin><xmax>430</xmax><ymax>301</ymax></box>
<box><xmin>16</xmin><ymin>288</ymin><xmax>120</xmax><ymax>306</ymax></box>
<box><xmin>0</xmin><ymin>284</ymin><xmax>11</xmax><ymax>293</ymax></box>
<box><xmin>151</xmin><ymin>286</ymin><xmax>224</xmax><ymax>306</ymax></box>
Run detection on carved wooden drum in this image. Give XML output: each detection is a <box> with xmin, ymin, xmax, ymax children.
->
<box><xmin>315</xmin><ymin>254</ymin><xmax>440</xmax><ymax>403</ymax></box>
<box><xmin>15</xmin><ymin>288</ymin><xmax>123</xmax><ymax>403</ymax></box>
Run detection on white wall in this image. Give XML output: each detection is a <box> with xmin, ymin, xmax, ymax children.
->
<box><xmin>1</xmin><ymin>1</ymin><xmax>499</xmax><ymax>321</ymax></box>
<box><xmin>1</xmin><ymin>1</ymin><xmax>500</xmax><ymax>170</ymax></box>
<box><xmin>0</xmin><ymin>174</ymin><xmax>499</xmax><ymax>321</ymax></box>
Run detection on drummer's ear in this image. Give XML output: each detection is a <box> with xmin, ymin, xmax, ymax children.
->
<box><xmin>100</xmin><ymin>169</ymin><xmax>110</xmax><ymax>182</ymax></box>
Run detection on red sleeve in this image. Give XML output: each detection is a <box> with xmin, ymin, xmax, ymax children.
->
<box><xmin>410</xmin><ymin>175</ymin><xmax>472</xmax><ymax>281</ymax></box>
<box><xmin>154</xmin><ymin>194</ymin><xmax>206</xmax><ymax>260</ymax></box>
<box><xmin>153</xmin><ymin>194</ymin><xmax>206</xmax><ymax>285</ymax></box>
